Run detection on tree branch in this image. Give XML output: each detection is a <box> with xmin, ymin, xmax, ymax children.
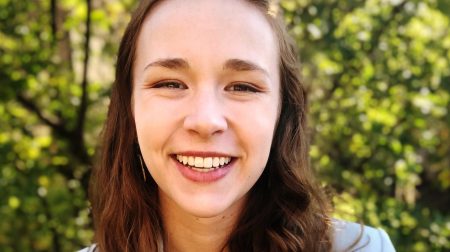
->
<box><xmin>76</xmin><ymin>0</ymin><xmax>92</xmax><ymax>139</ymax></box>
<box><xmin>39</xmin><ymin>195</ymin><xmax>61</xmax><ymax>252</ymax></box>
<box><xmin>50</xmin><ymin>0</ymin><xmax>57</xmax><ymax>42</ymax></box>
<box><xmin>16</xmin><ymin>93</ymin><xmax>70</xmax><ymax>138</ymax></box>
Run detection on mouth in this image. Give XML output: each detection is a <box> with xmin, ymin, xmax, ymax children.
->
<box><xmin>173</xmin><ymin>154</ymin><xmax>234</xmax><ymax>172</ymax></box>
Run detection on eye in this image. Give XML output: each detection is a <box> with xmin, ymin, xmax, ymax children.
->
<box><xmin>226</xmin><ymin>83</ymin><xmax>260</xmax><ymax>93</ymax></box>
<box><xmin>152</xmin><ymin>80</ymin><xmax>187</xmax><ymax>89</ymax></box>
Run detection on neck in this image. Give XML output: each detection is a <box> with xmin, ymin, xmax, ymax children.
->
<box><xmin>159</xmin><ymin>192</ymin><xmax>245</xmax><ymax>252</ymax></box>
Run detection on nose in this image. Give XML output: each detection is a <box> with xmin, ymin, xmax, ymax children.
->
<box><xmin>183</xmin><ymin>89</ymin><xmax>228</xmax><ymax>138</ymax></box>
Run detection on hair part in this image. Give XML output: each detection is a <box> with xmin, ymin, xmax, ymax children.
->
<box><xmin>90</xmin><ymin>0</ymin><xmax>332</xmax><ymax>251</ymax></box>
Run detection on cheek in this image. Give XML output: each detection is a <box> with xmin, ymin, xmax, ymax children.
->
<box><xmin>231</xmin><ymin>100</ymin><xmax>278</xmax><ymax>163</ymax></box>
<box><xmin>134</xmin><ymin>98</ymin><xmax>174</xmax><ymax>151</ymax></box>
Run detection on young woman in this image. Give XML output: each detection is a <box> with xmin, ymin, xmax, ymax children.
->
<box><xmin>82</xmin><ymin>0</ymin><xmax>396</xmax><ymax>251</ymax></box>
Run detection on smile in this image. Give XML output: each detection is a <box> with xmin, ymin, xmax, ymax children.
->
<box><xmin>175</xmin><ymin>155</ymin><xmax>232</xmax><ymax>172</ymax></box>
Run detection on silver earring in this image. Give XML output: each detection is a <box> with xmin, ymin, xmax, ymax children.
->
<box><xmin>138</xmin><ymin>154</ymin><xmax>147</xmax><ymax>182</ymax></box>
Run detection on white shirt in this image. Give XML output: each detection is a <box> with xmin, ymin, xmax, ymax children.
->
<box><xmin>79</xmin><ymin>219</ymin><xmax>396</xmax><ymax>252</ymax></box>
<box><xmin>332</xmin><ymin>219</ymin><xmax>396</xmax><ymax>252</ymax></box>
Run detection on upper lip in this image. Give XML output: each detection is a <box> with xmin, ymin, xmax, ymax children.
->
<box><xmin>172</xmin><ymin>151</ymin><xmax>235</xmax><ymax>157</ymax></box>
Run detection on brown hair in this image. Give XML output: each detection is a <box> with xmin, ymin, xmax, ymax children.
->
<box><xmin>90</xmin><ymin>0</ymin><xmax>332</xmax><ymax>251</ymax></box>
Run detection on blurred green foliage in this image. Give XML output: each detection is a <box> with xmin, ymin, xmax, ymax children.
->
<box><xmin>0</xmin><ymin>0</ymin><xmax>449</xmax><ymax>251</ymax></box>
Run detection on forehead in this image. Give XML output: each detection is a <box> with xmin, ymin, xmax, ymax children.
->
<box><xmin>146</xmin><ymin>0</ymin><xmax>267</xmax><ymax>23</ymax></box>
<box><xmin>134</xmin><ymin>0</ymin><xmax>279</xmax><ymax>74</ymax></box>
<box><xmin>144</xmin><ymin>0</ymin><xmax>271</xmax><ymax>33</ymax></box>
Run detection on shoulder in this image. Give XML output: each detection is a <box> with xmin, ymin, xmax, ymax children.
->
<box><xmin>78</xmin><ymin>221</ymin><xmax>394</xmax><ymax>252</ymax></box>
<box><xmin>77</xmin><ymin>244</ymin><xmax>97</xmax><ymax>252</ymax></box>
<box><xmin>331</xmin><ymin>219</ymin><xmax>396</xmax><ymax>252</ymax></box>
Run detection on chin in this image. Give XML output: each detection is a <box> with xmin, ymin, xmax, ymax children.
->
<box><xmin>182</xmin><ymin>200</ymin><xmax>233</xmax><ymax>218</ymax></box>
<box><xmin>178</xmin><ymin>192</ymin><xmax>247</xmax><ymax>219</ymax></box>
<box><xmin>190</xmin><ymin>210</ymin><xmax>224</xmax><ymax>219</ymax></box>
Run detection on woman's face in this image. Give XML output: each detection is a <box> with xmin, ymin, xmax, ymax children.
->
<box><xmin>133</xmin><ymin>0</ymin><xmax>280</xmax><ymax>218</ymax></box>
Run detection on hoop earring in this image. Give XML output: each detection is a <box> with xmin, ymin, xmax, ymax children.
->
<box><xmin>138</xmin><ymin>154</ymin><xmax>147</xmax><ymax>182</ymax></box>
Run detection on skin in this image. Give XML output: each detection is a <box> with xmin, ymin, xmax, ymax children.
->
<box><xmin>132</xmin><ymin>0</ymin><xmax>280</xmax><ymax>251</ymax></box>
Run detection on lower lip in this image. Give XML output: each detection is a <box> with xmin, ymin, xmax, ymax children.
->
<box><xmin>172</xmin><ymin>157</ymin><xmax>234</xmax><ymax>183</ymax></box>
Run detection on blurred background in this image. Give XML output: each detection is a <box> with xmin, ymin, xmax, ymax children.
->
<box><xmin>0</xmin><ymin>0</ymin><xmax>449</xmax><ymax>251</ymax></box>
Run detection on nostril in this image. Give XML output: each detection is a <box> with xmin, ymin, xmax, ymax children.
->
<box><xmin>182</xmin><ymin>113</ymin><xmax>228</xmax><ymax>137</ymax></box>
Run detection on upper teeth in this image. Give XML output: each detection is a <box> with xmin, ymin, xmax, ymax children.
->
<box><xmin>176</xmin><ymin>155</ymin><xmax>232</xmax><ymax>168</ymax></box>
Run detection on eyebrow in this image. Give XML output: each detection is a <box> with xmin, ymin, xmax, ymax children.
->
<box><xmin>223</xmin><ymin>59</ymin><xmax>269</xmax><ymax>76</ymax></box>
<box><xmin>143</xmin><ymin>58</ymin><xmax>269</xmax><ymax>76</ymax></box>
<box><xmin>144</xmin><ymin>58</ymin><xmax>189</xmax><ymax>70</ymax></box>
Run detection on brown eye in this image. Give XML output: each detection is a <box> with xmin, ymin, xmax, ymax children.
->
<box><xmin>152</xmin><ymin>81</ymin><xmax>187</xmax><ymax>89</ymax></box>
<box><xmin>226</xmin><ymin>83</ymin><xmax>260</xmax><ymax>93</ymax></box>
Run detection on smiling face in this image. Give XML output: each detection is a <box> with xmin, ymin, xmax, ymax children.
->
<box><xmin>132</xmin><ymin>0</ymin><xmax>280</xmax><ymax>218</ymax></box>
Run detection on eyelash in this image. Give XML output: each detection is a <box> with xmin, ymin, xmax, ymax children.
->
<box><xmin>151</xmin><ymin>80</ymin><xmax>187</xmax><ymax>89</ymax></box>
<box><xmin>226</xmin><ymin>83</ymin><xmax>261</xmax><ymax>93</ymax></box>
<box><xmin>149</xmin><ymin>80</ymin><xmax>261</xmax><ymax>93</ymax></box>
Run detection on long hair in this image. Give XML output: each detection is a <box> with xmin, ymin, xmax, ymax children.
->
<box><xmin>90</xmin><ymin>0</ymin><xmax>332</xmax><ymax>251</ymax></box>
